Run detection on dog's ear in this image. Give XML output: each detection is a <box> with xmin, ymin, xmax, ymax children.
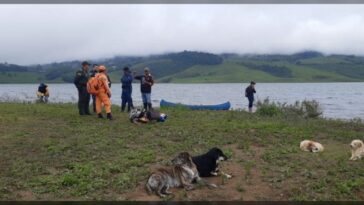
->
<box><xmin>358</xmin><ymin>142</ymin><xmax>363</xmax><ymax>148</ymax></box>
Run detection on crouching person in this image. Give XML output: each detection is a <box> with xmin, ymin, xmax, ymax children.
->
<box><xmin>37</xmin><ymin>83</ymin><xmax>49</xmax><ymax>103</ymax></box>
<box><xmin>96</xmin><ymin>65</ymin><xmax>113</xmax><ymax>120</ymax></box>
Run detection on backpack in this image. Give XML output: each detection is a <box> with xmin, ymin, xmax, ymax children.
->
<box><xmin>146</xmin><ymin>111</ymin><xmax>160</xmax><ymax>121</ymax></box>
<box><xmin>87</xmin><ymin>76</ymin><xmax>99</xmax><ymax>95</ymax></box>
<box><xmin>146</xmin><ymin>111</ymin><xmax>168</xmax><ymax>122</ymax></box>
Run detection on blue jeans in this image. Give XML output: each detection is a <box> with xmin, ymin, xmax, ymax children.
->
<box><xmin>142</xmin><ymin>93</ymin><xmax>151</xmax><ymax>104</ymax></box>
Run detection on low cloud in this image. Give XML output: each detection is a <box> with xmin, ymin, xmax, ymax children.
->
<box><xmin>1</xmin><ymin>4</ymin><xmax>364</xmax><ymax>65</ymax></box>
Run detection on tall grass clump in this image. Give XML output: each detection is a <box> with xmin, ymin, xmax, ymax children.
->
<box><xmin>256</xmin><ymin>98</ymin><xmax>283</xmax><ymax>117</ymax></box>
<box><xmin>256</xmin><ymin>98</ymin><xmax>323</xmax><ymax>119</ymax></box>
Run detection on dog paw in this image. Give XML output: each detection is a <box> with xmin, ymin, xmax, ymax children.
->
<box><xmin>208</xmin><ymin>183</ymin><xmax>218</xmax><ymax>189</ymax></box>
<box><xmin>158</xmin><ymin>194</ymin><xmax>167</xmax><ymax>198</ymax></box>
<box><xmin>224</xmin><ymin>174</ymin><xmax>232</xmax><ymax>179</ymax></box>
<box><xmin>210</xmin><ymin>172</ymin><xmax>218</xmax><ymax>176</ymax></box>
<box><xmin>185</xmin><ymin>185</ymin><xmax>194</xmax><ymax>191</ymax></box>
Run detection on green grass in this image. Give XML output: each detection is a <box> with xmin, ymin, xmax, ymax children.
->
<box><xmin>0</xmin><ymin>103</ymin><xmax>364</xmax><ymax>200</ymax></box>
<box><xmin>158</xmin><ymin>60</ymin><xmax>359</xmax><ymax>83</ymax></box>
<box><xmin>298</xmin><ymin>56</ymin><xmax>352</xmax><ymax>65</ymax></box>
<box><xmin>158</xmin><ymin>62</ymin><xmax>281</xmax><ymax>83</ymax></box>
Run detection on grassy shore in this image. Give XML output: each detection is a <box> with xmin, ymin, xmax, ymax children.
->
<box><xmin>0</xmin><ymin>102</ymin><xmax>363</xmax><ymax>201</ymax></box>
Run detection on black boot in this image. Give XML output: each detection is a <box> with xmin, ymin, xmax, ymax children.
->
<box><xmin>143</xmin><ymin>103</ymin><xmax>147</xmax><ymax>111</ymax></box>
<box><xmin>98</xmin><ymin>113</ymin><xmax>104</xmax><ymax>119</ymax></box>
<box><xmin>148</xmin><ymin>103</ymin><xmax>152</xmax><ymax>111</ymax></box>
<box><xmin>107</xmin><ymin>113</ymin><xmax>113</xmax><ymax>120</ymax></box>
<box><xmin>121</xmin><ymin>104</ymin><xmax>125</xmax><ymax>112</ymax></box>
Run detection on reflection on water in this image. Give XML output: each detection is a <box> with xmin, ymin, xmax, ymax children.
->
<box><xmin>0</xmin><ymin>83</ymin><xmax>363</xmax><ymax>120</ymax></box>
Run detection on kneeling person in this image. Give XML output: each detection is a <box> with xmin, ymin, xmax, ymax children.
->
<box><xmin>37</xmin><ymin>83</ymin><xmax>49</xmax><ymax>103</ymax></box>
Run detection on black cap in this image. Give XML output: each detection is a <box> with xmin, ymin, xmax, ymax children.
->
<box><xmin>82</xmin><ymin>61</ymin><xmax>90</xmax><ymax>66</ymax></box>
<box><xmin>123</xmin><ymin>66</ymin><xmax>130</xmax><ymax>71</ymax></box>
<box><xmin>251</xmin><ymin>81</ymin><xmax>256</xmax><ymax>85</ymax></box>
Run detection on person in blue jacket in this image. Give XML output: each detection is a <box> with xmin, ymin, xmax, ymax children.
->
<box><xmin>121</xmin><ymin>66</ymin><xmax>134</xmax><ymax>112</ymax></box>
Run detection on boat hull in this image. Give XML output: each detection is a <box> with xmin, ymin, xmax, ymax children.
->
<box><xmin>160</xmin><ymin>99</ymin><xmax>231</xmax><ymax>110</ymax></box>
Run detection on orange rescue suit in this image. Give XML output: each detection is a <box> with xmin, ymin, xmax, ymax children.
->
<box><xmin>95</xmin><ymin>72</ymin><xmax>112</xmax><ymax>114</ymax></box>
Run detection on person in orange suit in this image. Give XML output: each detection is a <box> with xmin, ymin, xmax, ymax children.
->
<box><xmin>96</xmin><ymin>65</ymin><xmax>113</xmax><ymax>120</ymax></box>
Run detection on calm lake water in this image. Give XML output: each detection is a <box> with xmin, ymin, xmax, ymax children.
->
<box><xmin>0</xmin><ymin>83</ymin><xmax>363</xmax><ymax>120</ymax></box>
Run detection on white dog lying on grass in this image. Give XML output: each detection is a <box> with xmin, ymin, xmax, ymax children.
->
<box><xmin>349</xmin><ymin>139</ymin><xmax>364</xmax><ymax>161</ymax></box>
<box><xmin>300</xmin><ymin>140</ymin><xmax>324</xmax><ymax>153</ymax></box>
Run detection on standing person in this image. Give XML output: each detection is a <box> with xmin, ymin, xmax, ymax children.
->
<box><xmin>121</xmin><ymin>66</ymin><xmax>134</xmax><ymax>112</ymax></box>
<box><xmin>74</xmin><ymin>61</ymin><xmax>91</xmax><ymax>115</ymax></box>
<box><xmin>37</xmin><ymin>83</ymin><xmax>49</xmax><ymax>103</ymax></box>
<box><xmin>90</xmin><ymin>64</ymin><xmax>99</xmax><ymax>113</ymax></box>
<box><xmin>245</xmin><ymin>81</ymin><xmax>256</xmax><ymax>113</ymax></box>
<box><xmin>95</xmin><ymin>65</ymin><xmax>113</xmax><ymax>120</ymax></box>
<box><xmin>135</xmin><ymin>67</ymin><xmax>154</xmax><ymax>111</ymax></box>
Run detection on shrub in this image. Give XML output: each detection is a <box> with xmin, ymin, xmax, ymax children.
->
<box><xmin>256</xmin><ymin>98</ymin><xmax>282</xmax><ymax>117</ymax></box>
<box><xmin>302</xmin><ymin>100</ymin><xmax>323</xmax><ymax>118</ymax></box>
<box><xmin>256</xmin><ymin>98</ymin><xmax>323</xmax><ymax>119</ymax></box>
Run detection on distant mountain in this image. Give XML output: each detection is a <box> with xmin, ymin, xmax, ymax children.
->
<box><xmin>0</xmin><ymin>63</ymin><xmax>28</xmax><ymax>72</ymax></box>
<box><xmin>1</xmin><ymin>51</ymin><xmax>364</xmax><ymax>83</ymax></box>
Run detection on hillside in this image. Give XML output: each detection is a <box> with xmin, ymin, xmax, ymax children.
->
<box><xmin>1</xmin><ymin>51</ymin><xmax>364</xmax><ymax>83</ymax></box>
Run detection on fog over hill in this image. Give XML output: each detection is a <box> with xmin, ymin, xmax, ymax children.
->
<box><xmin>1</xmin><ymin>5</ymin><xmax>364</xmax><ymax>65</ymax></box>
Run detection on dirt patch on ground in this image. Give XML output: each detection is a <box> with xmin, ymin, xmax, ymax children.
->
<box><xmin>120</xmin><ymin>145</ymin><xmax>283</xmax><ymax>201</ymax></box>
<box><xmin>16</xmin><ymin>191</ymin><xmax>37</xmax><ymax>200</ymax></box>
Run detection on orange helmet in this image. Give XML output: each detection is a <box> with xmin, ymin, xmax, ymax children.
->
<box><xmin>98</xmin><ymin>65</ymin><xmax>106</xmax><ymax>72</ymax></box>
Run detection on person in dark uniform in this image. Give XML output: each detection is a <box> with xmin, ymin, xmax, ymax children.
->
<box><xmin>121</xmin><ymin>66</ymin><xmax>134</xmax><ymax>112</ymax></box>
<box><xmin>74</xmin><ymin>61</ymin><xmax>91</xmax><ymax>115</ymax></box>
<box><xmin>90</xmin><ymin>64</ymin><xmax>99</xmax><ymax>113</ymax></box>
<box><xmin>245</xmin><ymin>81</ymin><xmax>256</xmax><ymax>113</ymax></box>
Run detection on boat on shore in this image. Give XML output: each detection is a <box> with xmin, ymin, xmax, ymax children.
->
<box><xmin>160</xmin><ymin>99</ymin><xmax>231</xmax><ymax>110</ymax></box>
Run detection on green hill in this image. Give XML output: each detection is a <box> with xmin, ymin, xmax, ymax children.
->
<box><xmin>1</xmin><ymin>51</ymin><xmax>364</xmax><ymax>83</ymax></box>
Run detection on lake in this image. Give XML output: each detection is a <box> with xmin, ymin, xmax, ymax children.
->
<box><xmin>0</xmin><ymin>83</ymin><xmax>363</xmax><ymax>120</ymax></box>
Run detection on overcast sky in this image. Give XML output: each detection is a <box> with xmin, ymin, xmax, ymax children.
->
<box><xmin>1</xmin><ymin>4</ymin><xmax>364</xmax><ymax>65</ymax></box>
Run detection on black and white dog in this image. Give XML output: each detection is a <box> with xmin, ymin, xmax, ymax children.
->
<box><xmin>192</xmin><ymin>147</ymin><xmax>232</xmax><ymax>178</ymax></box>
